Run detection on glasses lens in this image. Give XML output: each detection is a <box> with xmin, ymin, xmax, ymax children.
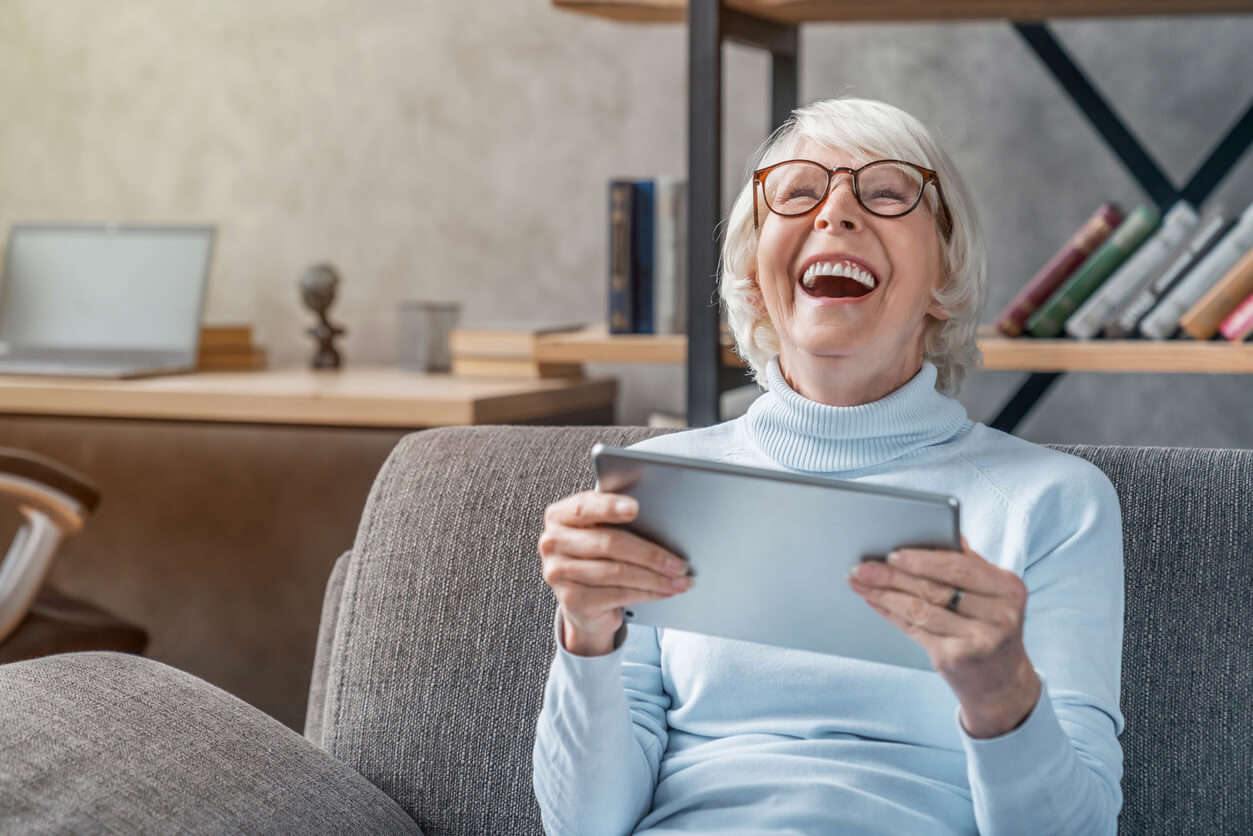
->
<box><xmin>857</xmin><ymin>162</ymin><xmax>925</xmax><ymax>216</ymax></box>
<box><xmin>761</xmin><ymin>162</ymin><xmax>830</xmax><ymax>216</ymax></box>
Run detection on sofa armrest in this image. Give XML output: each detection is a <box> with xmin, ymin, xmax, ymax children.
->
<box><xmin>305</xmin><ymin>550</ymin><xmax>351</xmax><ymax>746</ymax></box>
<box><xmin>0</xmin><ymin>651</ymin><xmax>421</xmax><ymax>835</ymax></box>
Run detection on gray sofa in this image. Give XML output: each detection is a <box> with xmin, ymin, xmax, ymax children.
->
<box><xmin>0</xmin><ymin>426</ymin><xmax>1249</xmax><ymax>834</ymax></box>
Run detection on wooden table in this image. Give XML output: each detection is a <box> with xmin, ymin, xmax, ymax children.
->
<box><xmin>0</xmin><ymin>368</ymin><xmax>619</xmax><ymax>428</ymax></box>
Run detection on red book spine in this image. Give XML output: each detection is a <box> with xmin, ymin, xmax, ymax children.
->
<box><xmin>1218</xmin><ymin>289</ymin><xmax>1253</xmax><ymax>341</ymax></box>
<box><xmin>995</xmin><ymin>203</ymin><xmax>1124</xmax><ymax>337</ymax></box>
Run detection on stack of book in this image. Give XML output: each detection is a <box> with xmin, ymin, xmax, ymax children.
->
<box><xmin>198</xmin><ymin>325</ymin><xmax>266</xmax><ymax>371</ymax></box>
<box><xmin>608</xmin><ymin>176</ymin><xmax>688</xmax><ymax>336</ymax></box>
<box><xmin>995</xmin><ymin>197</ymin><xmax>1253</xmax><ymax>342</ymax></box>
<box><xmin>449</xmin><ymin>322</ymin><xmax>587</xmax><ymax>378</ymax></box>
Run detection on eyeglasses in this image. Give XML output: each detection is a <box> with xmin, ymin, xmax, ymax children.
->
<box><xmin>752</xmin><ymin>158</ymin><xmax>953</xmax><ymax>239</ymax></box>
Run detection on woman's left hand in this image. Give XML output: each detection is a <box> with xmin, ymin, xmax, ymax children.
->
<box><xmin>847</xmin><ymin>536</ymin><xmax>1041</xmax><ymax>739</ymax></box>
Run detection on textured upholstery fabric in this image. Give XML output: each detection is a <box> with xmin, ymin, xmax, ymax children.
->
<box><xmin>321</xmin><ymin>427</ymin><xmax>1250</xmax><ymax>836</ymax></box>
<box><xmin>306</xmin><ymin>550</ymin><xmax>351</xmax><ymax>747</ymax></box>
<box><xmin>320</xmin><ymin>426</ymin><xmax>660</xmax><ymax>835</ymax></box>
<box><xmin>1053</xmin><ymin>445</ymin><xmax>1252</xmax><ymax>835</ymax></box>
<box><xmin>0</xmin><ymin>651</ymin><xmax>421</xmax><ymax>834</ymax></box>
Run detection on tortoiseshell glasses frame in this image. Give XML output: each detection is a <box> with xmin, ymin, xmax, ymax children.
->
<box><xmin>751</xmin><ymin>158</ymin><xmax>954</xmax><ymax>241</ymax></box>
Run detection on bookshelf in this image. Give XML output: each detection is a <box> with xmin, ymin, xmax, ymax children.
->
<box><xmin>553</xmin><ymin>0</ymin><xmax>1253</xmax><ymax>431</ymax></box>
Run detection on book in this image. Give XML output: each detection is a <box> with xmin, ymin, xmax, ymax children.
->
<box><xmin>608</xmin><ymin>180</ymin><xmax>635</xmax><ymax>334</ymax></box>
<box><xmin>200</xmin><ymin>325</ymin><xmax>253</xmax><ymax>350</ymax></box>
<box><xmin>1178</xmin><ymin>246</ymin><xmax>1253</xmax><ymax>339</ymax></box>
<box><xmin>1026</xmin><ymin>205</ymin><xmax>1160</xmax><ymax>338</ymax></box>
<box><xmin>1064</xmin><ymin>201</ymin><xmax>1198</xmax><ymax>339</ymax></box>
<box><xmin>196</xmin><ymin>346</ymin><xmax>267</xmax><ymax>371</ymax></box>
<box><xmin>449</xmin><ymin>322</ymin><xmax>586</xmax><ymax>359</ymax></box>
<box><xmin>1104</xmin><ymin>207</ymin><xmax>1235</xmax><ymax>338</ymax></box>
<box><xmin>632</xmin><ymin>180</ymin><xmax>656</xmax><ymax>334</ymax></box>
<box><xmin>1139</xmin><ymin>200</ymin><xmax>1253</xmax><ymax>339</ymax></box>
<box><xmin>994</xmin><ymin>202</ymin><xmax>1123</xmax><ymax>337</ymax></box>
<box><xmin>450</xmin><ymin>357</ymin><xmax>584</xmax><ymax>379</ymax></box>
<box><xmin>1218</xmin><ymin>290</ymin><xmax>1253</xmax><ymax>341</ymax></box>
<box><xmin>654</xmin><ymin>176</ymin><xmax>687</xmax><ymax>336</ymax></box>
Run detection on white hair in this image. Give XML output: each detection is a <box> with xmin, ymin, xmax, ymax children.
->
<box><xmin>719</xmin><ymin>96</ymin><xmax>987</xmax><ymax>396</ymax></box>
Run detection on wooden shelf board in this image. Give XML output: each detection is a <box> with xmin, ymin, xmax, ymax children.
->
<box><xmin>537</xmin><ymin>324</ymin><xmax>745</xmax><ymax>366</ymax></box>
<box><xmin>537</xmin><ymin>324</ymin><xmax>1253</xmax><ymax>374</ymax></box>
<box><xmin>553</xmin><ymin>0</ymin><xmax>1253</xmax><ymax>24</ymax></box>
<box><xmin>978</xmin><ymin>334</ymin><xmax>1253</xmax><ymax>373</ymax></box>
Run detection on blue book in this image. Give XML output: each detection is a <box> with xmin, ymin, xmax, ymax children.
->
<box><xmin>631</xmin><ymin>180</ymin><xmax>655</xmax><ymax>334</ymax></box>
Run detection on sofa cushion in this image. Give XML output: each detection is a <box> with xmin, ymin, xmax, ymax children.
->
<box><xmin>1055</xmin><ymin>444</ymin><xmax>1252</xmax><ymax>835</ymax></box>
<box><xmin>0</xmin><ymin>651</ymin><xmax>421</xmax><ymax>834</ymax></box>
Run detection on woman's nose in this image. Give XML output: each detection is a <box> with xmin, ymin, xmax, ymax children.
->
<box><xmin>814</xmin><ymin>172</ymin><xmax>860</xmax><ymax>232</ymax></box>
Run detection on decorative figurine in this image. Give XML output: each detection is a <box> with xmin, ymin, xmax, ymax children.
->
<box><xmin>299</xmin><ymin>262</ymin><xmax>346</xmax><ymax>369</ymax></box>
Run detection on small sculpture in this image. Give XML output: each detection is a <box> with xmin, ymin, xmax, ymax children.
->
<box><xmin>299</xmin><ymin>262</ymin><xmax>346</xmax><ymax>369</ymax></box>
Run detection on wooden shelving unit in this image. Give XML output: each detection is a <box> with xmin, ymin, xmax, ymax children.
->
<box><xmin>553</xmin><ymin>0</ymin><xmax>1253</xmax><ymax>430</ymax></box>
<box><xmin>535</xmin><ymin>324</ymin><xmax>1253</xmax><ymax>374</ymax></box>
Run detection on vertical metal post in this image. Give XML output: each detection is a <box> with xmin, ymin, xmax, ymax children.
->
<box><xmin>687</xmin><ymin>0</ymin><xmax>723</xmax><ymax>427</ymax></box>
<box><xmin>770</xmin><ymin>49</ymin><xmax>798</xmax><ymax>136</ymax></box>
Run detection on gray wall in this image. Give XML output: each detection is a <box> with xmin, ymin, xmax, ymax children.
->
<box><xmin>2</xmin><ymin>4</ymin><xmax>1251</xmax><ymax>440</ymax></box>
<box><xmin>2</xmin><ymin>3</ymin><xmax>1251</xmax><ymax>726</ymax></box>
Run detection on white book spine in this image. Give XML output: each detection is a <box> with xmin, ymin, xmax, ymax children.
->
<box><xmin>654</xmin><ymin>177</ymin><xmax>687</xmax><ymax>335</ymax></box>
<box><xmin>1106</xmin><ymin>210</ymin><xmax>1233</xmax><ymax>337</ymax></box>
<box><xmin>1139</xmin><ymin>201</ymin><xmax>1253</xmax><ymax>339</ymax></box>
<box><xmin>1064</xmin><ymin>202</ymin><xmax>1198</xmax><ymax>339</ymax></box>
<box><xmin>654</xmin><ymin>176</ymin><xmax>676</xmax><ymax>335</ymax></box>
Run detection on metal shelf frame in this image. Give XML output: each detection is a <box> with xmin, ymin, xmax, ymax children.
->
<box><xmin>684</xmin><ymin>2</ymin><xmax>1253</xmax><ymax>430</ymax></box>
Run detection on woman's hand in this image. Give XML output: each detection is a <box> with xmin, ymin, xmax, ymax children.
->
<box><xmin>847</xmin><ymin>536</ymin><xmax>1041</xmax><ymax>738</ymax></box>
<box><xmin>539</xmin><ymin>490</ymin><xmax>692</xmax><ymax>657</ymax></box>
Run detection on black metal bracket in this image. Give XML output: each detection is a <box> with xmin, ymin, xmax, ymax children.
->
<box><xmin>687</xmin><ymin>1</ymin><xmax>798</xmax><ymax>427</ymax></box>
<box><xmin>989</xmin><ymin>372</ymin><xmax>1063</xmax><ymax>433</ymax></box>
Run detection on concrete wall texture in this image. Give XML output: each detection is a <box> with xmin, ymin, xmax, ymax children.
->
<box><xmin>1</xmin><ymin>2</ymin><xmax>1250</xmax><ymax>726</ymax></box>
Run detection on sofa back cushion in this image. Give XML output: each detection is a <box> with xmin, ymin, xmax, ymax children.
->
<box><xmin>1053</xmin><ymin>444</ymin><xmax>1251</xmax><ymax>834</ymax></box>
<box><xmin>315</xmin><ymin>427</ymin><xmax>1251</xmax><ymax>835</ymax></box>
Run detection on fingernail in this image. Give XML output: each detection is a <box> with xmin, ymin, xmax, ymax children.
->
<box><xmin>670</xmin><ymin>575</ymin><xmax>692</xmax><ymax>589</ymax></box>
<box><xmin>615</xmin><ymin>498</ymin><xmax>637</xmax><ymax>515</ymax></box>
<box><xmin>886</xmin><ymin>550</ymin><xmax>901</xmax><ymax>564</ymax></box>
<box><xmin>852</xmin><ymin>562</ymin><xmax>882</xmax><ymax>582</ymax></box>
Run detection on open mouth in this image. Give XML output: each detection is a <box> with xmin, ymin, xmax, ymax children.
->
<box><xmin>799</xmin><ymin>274</ymin><xmax>875</xmax><ymax>299</ymax></box>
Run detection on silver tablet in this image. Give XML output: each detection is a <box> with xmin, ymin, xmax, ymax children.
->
<box><xmin>592</xmin><ymin>443</ymin><xmax>961</xmax><ymax>670</ymax></box>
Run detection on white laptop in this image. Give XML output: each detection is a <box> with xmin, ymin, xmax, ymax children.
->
<box><xmin>0</xmin><ymin>223</ymin><xmax>214</xmax><ymax>378</ymax></box>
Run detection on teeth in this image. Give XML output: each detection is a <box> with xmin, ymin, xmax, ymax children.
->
<box><xmin>801</xmin><ymin>260</ymin><xmax>877</xmax><ymax>291</ymax></box>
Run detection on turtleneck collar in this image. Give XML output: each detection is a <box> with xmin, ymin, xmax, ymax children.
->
<box><xmin>744</xmin><ymin>353</ymin><xmax>971</xmax><ymax>473</ymax></box>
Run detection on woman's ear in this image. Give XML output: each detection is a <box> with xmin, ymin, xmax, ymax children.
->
<box><xmin>926</xmin><ymin>296</ymin><xmax>951</xmax><ymax>321</ymax></box>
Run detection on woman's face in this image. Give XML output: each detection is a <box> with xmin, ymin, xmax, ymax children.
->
<box><xmin>753</xmin><ymin>139</ymin><xmax>949</xmax><ymax>388</ymax></box>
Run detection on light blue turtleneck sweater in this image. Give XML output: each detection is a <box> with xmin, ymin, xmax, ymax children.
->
<box><xmin>533</xmin><ymin>356</ymin><xmax>1125</xmax><ymax>835</ymax></box>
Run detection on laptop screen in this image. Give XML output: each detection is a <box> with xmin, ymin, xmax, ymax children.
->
<box><xmin>0</xmin><ymin>224</ymin><xmax>213</xmax><ymax>353</ymax></box>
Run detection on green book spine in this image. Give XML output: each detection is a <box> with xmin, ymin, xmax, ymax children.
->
<box><xmin>1026</xmin><ymin>205</ymin><xmax>1161</xmax><ymax>338</ymax></box>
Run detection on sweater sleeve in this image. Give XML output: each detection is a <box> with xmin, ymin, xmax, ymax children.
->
<box><xmin>961</xmin><ymin>461</ymin><xmax>1125</xmax><ymax>836</ymax></box>
<box><xmin>532</xmin><ymin>607</ymin><xmax>671</xmax><ymax>836</ymax></box>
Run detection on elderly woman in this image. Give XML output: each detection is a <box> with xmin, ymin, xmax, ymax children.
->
<box><xmin>533</xmin><ymin>97</ymin><xmax>1124</xmax><ymax>835</ymax></box>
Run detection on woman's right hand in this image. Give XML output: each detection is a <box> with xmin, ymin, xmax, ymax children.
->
<box><xmin>539</xmin><ymin>489</ymin><xmax>692</xmax><ymax>656</ymax></box>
